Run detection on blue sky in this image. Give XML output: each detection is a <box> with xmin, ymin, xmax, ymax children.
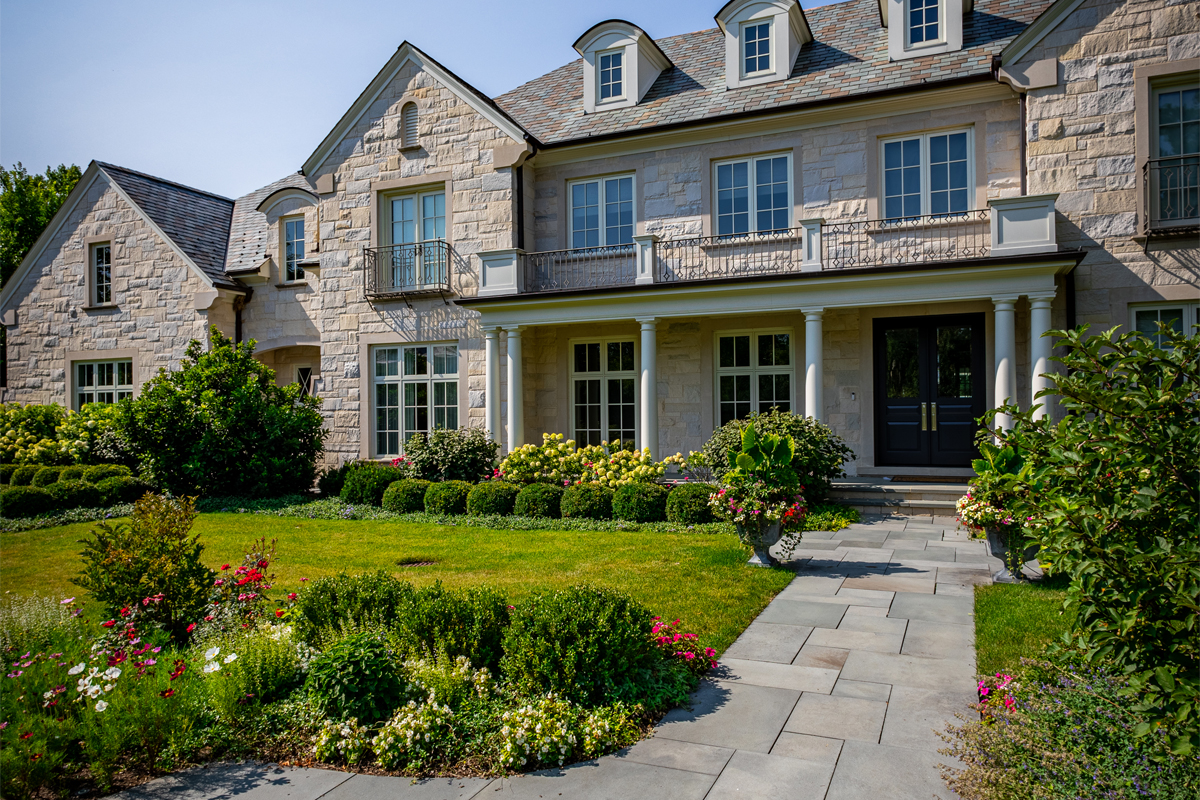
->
<box><xmin>1</xmin><ymin>0</ymin><xmax>837</xmax><ymax>199</ymax></box>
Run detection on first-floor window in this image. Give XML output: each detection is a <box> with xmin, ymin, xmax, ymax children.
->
<box><xmin>373</xmin><ymin>342</ymin><xmax>458</xmax><ymax>456</ymax></box>
<box><xmin>296</xmin><ymin>366</ymin><xmax>313</xmax><ymax>398</ymax></box>
<box><xmin>1131</xmin><ymin>302</ymin><xmax>1199</xmax><ymax>347</ymax></box>
<box><xmin>572</xmin><ymin>339</ymin><xmax>637</xmax><ymax>447</ymax></box>
<box><xmin>76</xmin><ymin>359</ymin><xmax>133</xmax><ymax>409</ymax></box>
<box><xmin>716</xmin><ymin>330</ymin><xmax>793</xmax><ymax>425</ymax></box>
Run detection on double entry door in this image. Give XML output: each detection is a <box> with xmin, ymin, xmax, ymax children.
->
<box><xmin>873</xmin><ymin>314</ymin><xmax>985</xmax><ymax>467</ymax></box>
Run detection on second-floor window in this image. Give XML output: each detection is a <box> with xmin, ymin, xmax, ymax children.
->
<box><xmin>715</xmin><ymin>154</ymin><xmax>791</xmax><ymax>236</ymax></box>
<box><xmin>92</xmin><ymin>243</ymin><xmax>111</xmax><ymax>305</ymax></box>
<box><xmin>908</xmin><ymin>0</ymin><xmax>940</xmax><ymax>46</ymax></box>
<box><xmin>1152</xmin><ymin>84</ymin><xmax>1198</xmax><ymax>223</ymax></box>
<box><xmin>570</xmin><ymin>176</ymin><xmax>634</xmax><ymax>248</ymax></box>
<box><xmin>284</xmin><ymin>218</ymin><xmax>305</xmax><ymax>282</ymax></box>
<box><xmin>882</xmin><ymin>129</ymin><xmax>970</xmax><ymax>219</ymax></box>
<box><xmin>742</xmin><ymin>20</ymin><xmax>771</xmax><ymax>76</ymax></box>
<box><xmin>387</xmin><ymin>190</ymin><xmax>447</xmax><ymax>287</ymax></box>
<box><xmin>599</xmin><ymin>50</ymin><xmax>623</xmax><ymax>101</ymax></box>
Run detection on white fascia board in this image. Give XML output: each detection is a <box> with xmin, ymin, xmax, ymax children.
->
<box><xmin>1002</xmin><ymin>0</ymin><xmax>1088</xmax><ymax>66</ymax></box>
<box><xmin>301</xmin><ymin>43</ymin><xmax>529</xmax><ymax>177</ymax></box>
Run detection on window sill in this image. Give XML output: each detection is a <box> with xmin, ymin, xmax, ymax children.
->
<box><xmin>81</xmin><ymin>304</ymin><xmax>119</xmax><ymax>312</ymax></box>
<box><xmin>399</xmin><ymin>144</ymin><xmax>422</xmax><ymax>153</ymax></box>
<box><xmin>274</xmin><ymin>282</ymin><xmax>310</xmax><ymax>289</ymax></box>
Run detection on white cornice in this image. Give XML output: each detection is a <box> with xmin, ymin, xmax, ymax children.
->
<box><xmin>1002</xmin><ymin>0</ymin><xmax>1088</xmax><ymax>66</ymax></box>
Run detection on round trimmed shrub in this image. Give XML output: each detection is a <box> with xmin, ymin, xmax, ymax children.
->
<box><xmin>305</xmin><ymin>632</ymin><xmax>404</xmax><ymax>724</ymax></box>
<box><xmin>666</xmin><ymin>482</ymin><xmax>718</xmax><ymax>525</ymax></box>
<box><xmin>59</xmin><ymin>466</ymin><xmax>86</xmax><ymax>482</ymax></box>
<box><xmin>83</xmin><ymin>464</ymin><xmax>132</xmax><ymax>484</ymax></box>
<box><xmin>94</xmin><ymin>475</ymin><xmax>150</xmax><ymax>506</ymax></box>
<box><xmin>423</xmin><ymin>480</ymin><xmax>472</xmax><ymax>515</ymax></box>
<box><xmin>514</xmin><ymin>483</ymin><xmax>563</xmax><ymax>518</ymax></box>
<box><xmin>467</xmin><ymin>482</ymin><xmax>520</xmax><ymax>516</ymax></box>
<box><xmin>0</xmin><ymin>464</ymin><xmax>18</xmax><ymax>484</ymax></box>
<box><xmin>613</xmin><ymin>482</ymin><xmax>669</xmax><ymax>523</ymax></box>
<box><xmin>31</xmin><ymin>466</ymin><xmax>65</xmax><ymax>487</ymax></box>
<box><xmin>340</xmin><ymin>463</ymin><xmax>407</xmax><ymax>506</ymax></box>
<box><xmin>381</xmin><ymin>479</ymin><xmax>431</xmax><ymax>513</ymax></box>
<box><xmin>10</xmin><ymin>465</ymin><xmax>40</xmax><ymax>486</ymax></box>
<box><xmin>46</xmin><ymin>480</ymin><xmax>103</xmax><ymax>511</ymax></box>
<box><xmin>0</xmin><ymin>486</ymin><xmax>54</xmax><ymax>518</ymax></box>
<box><xmin>561</xmin><ymin>483</ymin><xmax>614</xmax><ymax>520</ymax></box>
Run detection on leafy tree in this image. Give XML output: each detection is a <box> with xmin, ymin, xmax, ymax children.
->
<box><xmin>0</xmin><ymin>162</ymin><xmax>82</xmax><ymax>287</ymax></box>
<box><xmin>118</xmin><ymin>326</ymin><xmax>328</xmax><ymax>497</ymax></box>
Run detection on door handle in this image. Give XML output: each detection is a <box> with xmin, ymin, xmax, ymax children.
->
<box><xmin>931</xmin><ymin>403</ymin><xmax>938</xmax><ymax>431</ymax></box>
<box><xmin>920</xmin><ymin>402</ymin><xmax>927</xmax><ymax>431</ymax></box>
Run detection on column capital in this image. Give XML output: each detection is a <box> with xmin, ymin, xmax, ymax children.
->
<box><xmin>483</xmin><ymin>326</ymin><xmax>501</xmax><ymax>337</ymax></box>
<box><xmin>503</xmin><ymin>325</ymin><xmax>524</xmax><ymax>334</ymax></box>
<box><xmin>992</xmin><ymin>295</ymin><xmax>1019</xmax><ymax>309</ymax></box>
<box><xmin>1027</xmin><ymin>292</ymin><xmax>1056</xmax><ymax>306</ymax></box>
<box><xmin>635</xmin><ymin>317</ymin><xmax>658</xmax><ymax>328</ymax></box>
<box><xmin>801</xmin><ymin>307</ymin><xmax>825</xmax><ymax>318</ymax></box>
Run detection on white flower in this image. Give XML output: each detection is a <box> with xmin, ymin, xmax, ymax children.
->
<box><xmin>203</xmin><ymin>661</ymin><xmax>220</xmax><ymax>674</ymax></box>
<box><xmin>68</xmin><ymin>663</ymin><xmax>85</xmax><ymax>675</ymax></box>
<box><xmin>204</xmin><ymin>647</ymin><xmax>220</xmax><ymax>661</ymax></box>
<box><xmin>223</xmin><ymin>653</ymin><xmax>238</xmax><ymax>664</ymax></box>
<box><xmin>85</xmin><ymin>685</ymin><xmax>101</xmax><ymax>698</ymax></box>
<box><xmin>94</xmin><ymin>700</ymin><xmax>108</xmax><ymax>712</ymax></box>
<box><xmin>103</xmin><ymin>684</ymin><xmax>114</xmax><ymax>692</ymax></box>
<box><xmin>104</xmin><ymin>666</ymin><xmax>121</xmax><ymax>680</ymax></box>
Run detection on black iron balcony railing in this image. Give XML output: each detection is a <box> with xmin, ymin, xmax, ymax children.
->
<box><xmin>1144</xmin><ymin>155</ymin><xmax>1199</xmax><ymax>233</ymax></box>
<box><xmin>657</xmin><ymin>229</ymin><xmax>806</xmax><ymax>283</ymax></box>
<box><xmin>823</xmin><ymin>210</ymin><xmax>991</xmax><ymax>270</ymax></box>
<box><xmin>522</xmin><ymin>244</ymin><xmax>636</xmax><ymax>293</ymax></box>
<box><xmin>365</xmin><ymin>241</ymin><xmax>451</xmax><ymax>299</ymax></box>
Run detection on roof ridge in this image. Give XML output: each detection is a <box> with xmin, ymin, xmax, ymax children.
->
<box><xmin>96</xmin><ymin>161</ymin><xmax>234</xmax><ymax>204</ymax></box>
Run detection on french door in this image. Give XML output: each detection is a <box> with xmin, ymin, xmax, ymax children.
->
<box><xmin>873</xmin><ymin>314</ymin><xmax>985</xmax><ymax>467</ymax></box>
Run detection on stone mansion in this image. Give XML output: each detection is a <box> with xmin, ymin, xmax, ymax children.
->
<box><xmin>2</xmin><ymin>0</ymin><xmax>1197</xmax><ymax>476</ymax></box>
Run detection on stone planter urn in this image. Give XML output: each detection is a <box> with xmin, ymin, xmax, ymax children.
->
<box><xmin>985</xmin><ymin>526</ymin><xmax>1040</xmax><ymax>583</ymax></box>
<box><xmin>736</xmin><ymin>520</ymin><xmax>783</xmax><ymax>567</ymax></box>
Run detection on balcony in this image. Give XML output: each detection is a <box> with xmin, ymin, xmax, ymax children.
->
<box><xmin>523</xmin><ymin>244</ymin><xmax>636</xmax><ymax>294</ymax></box>
<box><xmin>364</xmin><ymin>241</ymin><xmax>452</xmax><ymax>300</ymax></box>
<box><xmin>1144</xmin><ymin>155</ymin><xmax>1199</xmax><ymax>239</ymax></box>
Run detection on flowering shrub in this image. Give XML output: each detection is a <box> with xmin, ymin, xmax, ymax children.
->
<box><xmin>579</xmin><ymin>703</ymin><xmax>640</xmax><ymax>759</ymax></box>
<box><xmin>650</xmin><ymin>617</ymin><xmax>717</xmax><ymax>677</ymax></box>
<box><xmin>313</xmin><ymin>717</ymin><xmax>371</xmax><ymax>765</ymax></box>
<box><xmin>956</xmin><ymin>490</ymin><xmax>1015</xmax><ymax>533</ymax></box>
<box><xmin>53</xmin><ymin>403</ymin><xmax>124</xmax><ymax>465</ymax></box>
<box><xmin>498</xmin><ymin>694</ymin><xmax>579</xmax><ymax>769</ymax></box>
<box><xmin>0</xmin><ymin>403</ymin><xmax>67</xmax><ymax>465</ymax></box>
<box><xmin>373</xmin><ymin>699</ymin><xmax>456</xmax><ymax>770</ymax></box>
<box><xmin>401</xmin><ymin>427</ymin><xmax>498</xmax><ymax>482</ymax></box>
<box><xmin>401</xmin><ymin>654</ymin><xmax>494</xmax><ymax>709</ymax></box>
<box><xmin>498</xmin><ymin>433</ymin><xmax>684</xmax><ymax>488</ymax></box>
<box><xmin>201</xmin><ymin>536</ymin><xmax>279</xmax><ymax>633</ymax></box>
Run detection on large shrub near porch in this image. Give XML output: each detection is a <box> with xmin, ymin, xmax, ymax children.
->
<box><xmin>988</xmin><ymin>325</ymin><xmax>1199</xmax><ymax>755</ymax></box>
<box><xmin>117</xmin><ymin>327</ymin><xmax>328</xmax><ymax>497</ymax></box>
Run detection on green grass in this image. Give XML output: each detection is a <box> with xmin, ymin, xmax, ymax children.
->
<box><xmin>974</xmin><ymin>576</ymin><xmax>1073</xmax><ymax>677</ymax></box>
<box><xmin>0</xmin><ymin>514</ymin><xmax>793</xmax><ymax>654</ymax></box>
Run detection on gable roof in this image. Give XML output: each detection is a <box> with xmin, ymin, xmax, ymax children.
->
<box><xmin>225</xmin><ymin>172</ymin><xmax>317</xmax><ymax>275</ymax></box>
<box><xmin>1000</xmin><ymin>0</ymin><xmax>1088</xmax><ymax>65</ymax></box>
<box><xmin>495</xmin><ymin>0</ymin><xmax>1049</xmax><ymax>147</ymax></box>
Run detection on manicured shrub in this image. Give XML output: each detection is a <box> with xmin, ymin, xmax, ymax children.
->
<box><xmin>381</xmin><ymin>479</ymin><xmax>431</xmax><ymax>513</ymax></box>
<box><xmin>403</xmin><ymin>427</ymin><xmax>499</xmax><ymax>482</ymax></box>
<box><xmin>0</xmin><ymin>486</ymin><xmax>54</xmax><ymax>518</ymax></box>
<box><xmin>388</xmin><ymin>583</ymin><xmax>510</xmax><ymax>671</ymax></box>
<box><xmin>30</xmin><ymin>466</ymin><xmax>64</xmax><ymax>487</ymax></box>
<box><xmin>0</xmin><ymin>464</ymin><xmax>17</xmax><ymax>484</ymax></box>
<box><xmin>93</xmin><ymin>475</ymin><xmax>151</xmax><ymax>507</ymax></box>
<box><xmin>466</xmin><ymin>481</ymin><xmax>520</xmax><ymax>516</ymax></box>
<box><xmin>293</xmin><ymin>571</ymin><xmax>415</xmax><ymax>646</ymax></box>
<box><xmin>612</xmin><ymin>482</ymin><xmax>668</xmax><ymax>523</ymax></box>
<box><xmin>9</xmin><ymin>465</ymin><xmax>39</xmax><ymax>486</ymax></box>
<box><xmin>317</xmin><ymin>461</ymin><xmax>355</xmax><ymax>498</ymax></box>
<box><xmin>305</xmin><ymin>631</ymin><xmax>404</xmax><ymax>724</ymax></box>
<box><xmin>423</xmin><ymin>480</ymin><xmax>472</xmax><ymax>515</ymax></box>
<box><xmin>59</xmin><ymin>465</ymin><xmax>86</xmax><ymax>482</ymax></box>
<box><xmin>666</xmin><ymin>482</ymin><xmax>718</xmax><ymax>525</ymax></box>
<box><xmin>45</xmin><ymin>480</ymin><xmax>102</xmax><ymax>511</ymax></box>
<box><xmin>116</xmin><ymin>327</ymin><xmax>328</xmax><ymax>497</ymax></box>
<box><xmin>500</xmin><ymin>586</ymin><xmax>657</xmax><ymax>706</ymax></box>
<box><xmin>514</xmin><ymin>483</ymin><xmax>563</xmax><ymax>518</ymax></box>
<box><xmin>75</xmin><ymin>494</ymin><xmax>214</xmax><ymax>641</ymax></box>
<box><xmin>561</xmin><ymin>483</ymin><xmax>613</xmax><ymax>520</ymax></box>
<box><xmin>340</xmin><ymin>462</ymin><xmax>407</xmax><ymax>506</ymax></box>
<box><xmin>83</xmin><ymin>464</ymin><xmax>131</xmax><ymax>484</ymax></box>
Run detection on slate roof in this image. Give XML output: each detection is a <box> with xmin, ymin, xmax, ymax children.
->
<box><xmin>495</xmin><ymin>0</ymin><xmax>1049</xmax><ymax>146</ymax></box>
<box><xmin>97</xmin><ymin>162</ymin><xmax>236</xmax><ymax>288</ymax></box>
<box><xmin>224</xmin><ymin>173</ymin><xmax>317</xmax><ymax>275</ymax></box>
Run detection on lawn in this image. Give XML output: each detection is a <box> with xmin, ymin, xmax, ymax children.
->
<box><xmin>974</xmin><ymin>576</ymin><xmax>1073</xmax><ymax>676</ymax></box>
<box><xmin>0</xmin><ymin>513</ymin><xmax>794</xmax><ymax>654</ymax></box>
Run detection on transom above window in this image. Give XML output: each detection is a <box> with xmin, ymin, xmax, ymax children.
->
<box><xmin>571</xmin><ymin>340</ymin><xmax>637</xmax><ymax>447</ymax></box>
<box><xmin>75</xmin><ymin>359</ymin><xmax>133</xmax><ymax>409</ymax></box>
<box><xmin>716</xmin><ymin>331</ymin><xmax>793</xmax><ymax>425</ymax></box>
<box><xmin>598</xmin><ymin>49</ymin><xmax>624</xmax><ymax>101</ymax></box>
<box><xmin>284</xmin><ymin>218</ymin><xmax>305</xmax><ymax>282</ymax></box>
<box><xmin>373</xmin><ymin>343</ymin><xmax>458</xmax><ymax>456</ymax></box>
<box><xmin>570</xmin><ymin>176</ymin><xmax>634</xmax><ymax>249</ymax></box>
<box><xmin>92</xmin><ymin>243</ymin><xmax>111</xmax><ymax>305</ymax></box>
<box><xmin>742</xmin><ymin>20</ymin><xmax>771</xmax><ymax>76</ymax></box>
<box><xmin>882</xmin><ymin>129</ymin><xmax>971</xmax><ymax>219</ymax></box>
<box><xmin>715</xmin><ymin>154</ymin><xmax>791</xmax><ymax>236</ymax></box>
<box><xmin>908</xmin><ymin>0</ymin><xmax>940</xmax><ymax>46</ymax></box>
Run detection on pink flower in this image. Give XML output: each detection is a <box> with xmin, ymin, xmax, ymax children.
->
<box><xmin>60</xmin><ymin>597</ymin><xmax>75</xmax><ymax>605</ymax></box>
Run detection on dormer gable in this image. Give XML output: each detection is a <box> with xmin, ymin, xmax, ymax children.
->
<box><xmin>879</xmin><ymin>0</ymin><xmax>974</xmax><ymax>61</ymax></box>
<box><xmin>715</xmin><ymin>0</ymin><xmax>812</xmax><ymax>91</ymax></box>
<box><xmin>573</xmin><ymin>20</ymin><xmax>673</xmax><ymax>114</ymax></box>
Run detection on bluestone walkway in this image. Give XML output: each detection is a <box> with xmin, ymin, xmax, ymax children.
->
<box><xmin>114</xmin><ymin>517</ymin><xmax>989</xmax><ymax>800</ymax></box>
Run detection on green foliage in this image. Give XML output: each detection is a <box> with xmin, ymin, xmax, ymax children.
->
<box><xmin>500</xmin><ymin>586</ymin><xmax>658</xmax><ymax>706</ymax></box>
<box><xmin>666</xmin><ymin>482</ymin><xmax>717</xmax><ymax>524</ymax></box>
<box><xmin>340</xmin><ymin>462</ymin><xmax>407</xmax><ymax>506</ymax></box>
<box><xmin>0</xmin><ymin>162</ymin><xmax>81</xmax><ymax>287</ymax></box>
<box><xmin>514</xmin><ymin>482</ymin><xmax>563</xmax><ymax>518</ymax></box>
<box><xmin>0</xmin><ymin>403</ymin><xmax>65</xmax><ymax>465</ymax></box>
<box><xmin>699</xmin><ymin>408</ymin><xmax>852</xmax><ymax>501</ymax></box>
<box><xmin>30</xmin><ymin>466</ymin><xmax>63</xmax><ymax>487</ymax></box>
<box><xmin>561</xmin><ymin>483</ymin><xmax>614</xmax><ymax>520</ymax></box>
<box><xmin>292</xmin><ymin>571</ymin><xmax>415</xmax><ymax>646</ymax></box>
<box><xmin>204</xmin><ymin>628</ymin><xmax>306</xmax><ymax>720</ymax></box>
<box><xmin>55</xmin><ymin>403</ymin><xmax>125</xmax><ymax>465</ymax></box>
<box><xmin>45</xmin><ymin>479</ymin><xmax>101</xmax><ymax>511</ymax></box>
<box><xmin>423</xmin><ymin>480</ymin><xmax>473</xmax><ymax>515</ymax></box>
<box><xmin>117</xmin><ymin>327</ymin><xmax>328</xmax><ymax>497</ymax></box>
<box><xmin>0</xmin><ymin>463</ymin><xmax>16</xmax><ymax>483</ymax></box>
<box><xmin>612</xmin><ymin>482</ymin><xmax>668</xmax><ymax>523</ymax></box>
<box><xmin>305</xmin><ymin>631</ymin><xmax>404</xmax><ymax>724</ymax></box>
<box><xmin>59</xmin><ymin>465</ymin><xmax>85</xmax><ymax>482</ymax></box>
<box><xmin>317</xmin><ymin>461</ymin><xmax>355</xmax><ymax>498</ymax></box>
<box><xmin>83</xmin><ymin>463</ymin><xmax>130</xmax><ymax>483</ymax></box>
<box><xmin>987</xmin><ymin>325</ymin><xmax>1199</xmax><ymax>754</ymax></box>
<box><xmin>9</xmin><ymin>464</ymin><xmax>38</xmax><ymax>485</ymax></box>
<box><xmin>74</xmin><ymin>493</ymin><xmax>215</xmax><ymax>640</ymax></box>
<box><xmin>93</xmin><ymin>475</ymin><xmax>150</xmax><ymax>507</ymax></box>
<box><xmin>466</xmin><ymin>481</ymin><xmax>520</xmax><ymax>516</ymax></box>
<box><xmin>801</xmin><ymin>502</ymin><xmax>860</xmax><ymax>533</ymax></box>
<box><xmin>0</xmin><ymin>485</ymin><xmax>53</xmax><ymax>517</ymax></box>
<box><xmin>402</xmin><ymin>427</ymin><xmax>498</xmax><ymax>482</ymax></box>
<box><xmin>381</xmin><ymin>479</ymin><xmax>431</xmax><ymax>513</ymax></box>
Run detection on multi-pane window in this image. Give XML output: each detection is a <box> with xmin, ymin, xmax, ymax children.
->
<box><xmin>373</xmin><ymin>343</ymin><xmax>458</xmax><ymax>456</ymax></box>
<box><xmin>569</xmin><ymin>176</ymin><xmax>634</xmax><ymax>248</ymax></box>
<box><xmin>92</xmin><ymin>244</ymin><xmax>111</xmax><ymax>305</ymax></box>
<box><xmin>1132</xmin><ymin>303</ymin><xmax>1199</xmax><ymax>348</ymax></box>
<box><xmin>1153</xmin><ymin>85</ymin><xmax>1199</xmax><ymax>223</ymax></box>
<box><xmin>599</xmin><ymin>50</ymin><xmax>623</xmax><ymax>100</ymax></box>
<box><xmin>882</xmin><ymin>130</ymin><xmax>970</xmax><ymax>219</ymax></box>
<box><xmin>743</xmin><ymin>21</ymin><xmax>771</xmax><ymax>75</ymax></box>
<box><xmin>715</xmin><ymin>332</ymin><xmax>792</xmax><ymax>426</ymax></box>
<box><xmin>387</xmin><ymin>190</ymin><xmax>446</xmax><ymax>287</ymax></box>
<box><xmin>715</xmin><ymin>154</ymin><xmax>790</xmax><ymax>236</ymax></box>
<box><xmin>75</xmin><ymin>360</ymin><xmax>133</xmax><ymax>409</ymax></box>
<box><xmin>571</xmin><ymin>340</ymin><xmax>637</xmax><ymax>448</ymax></box>
<box><xmin>908</xmin><ymin>0</ymin><xmax>940</xmax><ymax>45</ymax></box>
<box><xmin>284</xmin><ymin>218</ymin><xmax>305</xmax><ymax>282</ymax></box>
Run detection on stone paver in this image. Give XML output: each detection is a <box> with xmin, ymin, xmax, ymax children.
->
<box><xmin>616</xmin><ymin>737</ymin><xmax>734</xmax><ymax>775</ymax></box>
<box><xmin>324</xmin><ymin>775</ymin><xmax>491</xmax><ymax>799</ymax></box>
<box><xmin>756</xmin><ymin>598</ymin><xmax>848</xmax><ymax>627</ymax></box>
<box><xmin>721</xmin><ymin>621</ymin><xmax>813</xmax><ymax>663</ymax></box>
<box><xmin>704</xmin><ymin>750</ymin><xmax>835</xmax><ymax>800</ymax></box>
<box><xmin>112</xmin><ymin>763</ymin><xmax>354</xmax><ymax>800</ymax></box>
<box><xmin>656</xmin><ymin>680</ymin><xmax>800</xmax><ymax>753</ymax></box>
<box><xmin>825</xmin><ymin>741</ymin><xmax>956</xmax><ymax>800</ymax></box>
<box><xmin>490</xmin><ymin>758</ymin><xmax>716</xmax><ymax>799</ymax></box>
<box><xmin>784</xmin><ymin>693</ymin><xmax>888</xmax><ymax>743</ymax></box>
<box><xmin>716</xmin><ymin>657</ymin><xmax>840</xmax><ymax>693</ymax></box>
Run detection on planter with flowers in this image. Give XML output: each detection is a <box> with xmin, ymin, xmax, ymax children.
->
<box><xmin>708</xmin><ymin>423</ymin><xmax>806</xmax><ymax>567</ymax></box>
<box><xmin>959</xmin><ymin>441</ymin><xmax>1038</xmax><ymax>583</ymax></box>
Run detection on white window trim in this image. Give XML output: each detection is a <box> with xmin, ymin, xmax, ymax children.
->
<box><xmin>370</xmin><ymin>342</ymin><xmax>461</xmax><ymax>458</ymax></box>
<box><xmin>73</xmin><ymin>358</ymin><xmax>134</xmax><ymax>410</ymax></box>
<box><xmin>596</xmin><ymin>47</ymin><xmax>627</xmax><ymax>105</ymax></box>
<box><xmin>1129</xmin><ymin>302</ymin><xmax>1200</xmax><ymax>343</ymax></box>
<box><xmin>879</xmin><ymin>127</ymin><xmax>975</xmax><ymax>219</ymax></box>
<box><xmin>568</xmin><ymin>336</ymin><xmax>640</xmax><ymax>447</ymax></box>
<box><xmin>739</xmin><ymin>17</ymin><xmax>774</xmax><ymax>79</ymax></box>
<box><xmin>89</xmin><ymin>242</ymin><xmax>113</xmax><ymax>307</ymax></box>
<box><xmin>281</xmin><ymin>215</ymin><xmax>307</xmax><ymax>284</ymax></box>
<box><xmin>567</xmin><ymin>174</ymin><xmax>637</xmax><ymax>249</ymax></box>
<box><xmin>713</xmin><ymin>328</ymin><xmax>796</xmax><ymax>426</ymax></box>
<box><xmin>905</xmin><ymin>0</ymin><xmax>945</xmax><ymax>50</ymax></box>
<box><xmin>712</xmin><ymin>152</ymin><xmax>794</xmax><ymax>236</ymax></box>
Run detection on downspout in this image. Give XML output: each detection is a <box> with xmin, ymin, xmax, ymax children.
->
<box><xmin>234</xmin><ymin>288</ymin><xmax>254</xmax><ymax>344</ymax></box>
<box><xmin>1019</xmin><ymin>92</ymin><xmax>1028</xmax><ymax>195</ymax></box>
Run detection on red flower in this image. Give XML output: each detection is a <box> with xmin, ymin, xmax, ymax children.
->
<box><xmin>20</xmin><ymin>732</ymin><xmax>32</xmax><ymax>740</ymax></box>
<box><xmin>118</xmin><ymin>607</ymin><xmax>130</xmax><ymax>617</ymax></box>
<box><xmin>30</xmin><ymin>753</ymin><xmax>41</xmax><ymax>761</ymax></box>
<box><xmin>101</xmin><ymin>620</ymin><xmax>115</xmax><ymax>628</ymax></box>
<box><xmin>204</xmin><ymin>615</ymin><xmax>214</xmax><ymax>622</ymax></box>
<box><xmin>160</xmin><ymin>689</ymin><xmax>175</xmax><ymax>698</ymax></box>
<box><xmin>275</xmin><ymin>609</ymin><xmax>284</xmax><ymax>618</ymax></box>
<box><xmin>286</xmin><ymin>593</ymin><xmax>297</xmax><ymax>601</ymax></box>
<box><xmin>220</xmin><ymin>564</ymin><xmax>230</xmax><ymax>571</ymax></box>
<box><xmin>169</xmin><ymin>660</ymin><xmax>186</xmax><ymax>681</ymax></box>
<box><xmin>186</xmin><ymin>623</ymin><xmax>196</xmax><ymax>633</ymax></box>
<box><xmin>107</xmin><ymin>651</ymin><xmax>127</xmax><ymax>666</ymax></box>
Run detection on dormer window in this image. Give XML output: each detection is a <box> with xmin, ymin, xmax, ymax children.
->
<box><xmin>908</xmin><ymin>0</ymin><xmax>940</xmax><ymax>46</ymax></box>
<box><xmin>573</xmin><ymin>21</ymin><xmax>672</xmax><ymax>114</ymax></box>
<box><xmin>716</xmin><ymin>1</ymin><xmax>812</xmax><ymax>90</ymax></box>
<box><xmin>743</xmin><ymin>20</ymin><xmax>771</xmax><ymax>76</ymax></box>
<box><xmin>882</xmin><ymin>0</ymin><xmax>970</xmax><ymax>61</ymax></box>
<box><xmin>598</xmin><ymin>50</ymin><xmax>624</xmax><ymax>101</ymax></box>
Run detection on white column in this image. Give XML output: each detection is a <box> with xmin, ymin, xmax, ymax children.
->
<box><xmin>1029</xmin><ymin>292</ymin><xmax>1055</xmax><ymax>420</ymax></box>
<box><xmin>993</xmin><ymin>296</ymin><xmax>1018</xmax><ymax>431</ymax></box>
<box><xmin>803</xmin><ymin>308</ymin><xmax>824</xmax><ymax>421</ymax></box>
<box><xmin>638</xmin><ymin>318</ymin><xmax>658</xmax><ymax>457</ymax></box>
<box><xmin>505</xmin><ymin>326</ymin><xmax>523</xmax><ymax>453</ymax></box>
<box><xmin>484</xmin><ymin>327</ymin><xmax>501</xmax><ymax>443</ymax></box>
